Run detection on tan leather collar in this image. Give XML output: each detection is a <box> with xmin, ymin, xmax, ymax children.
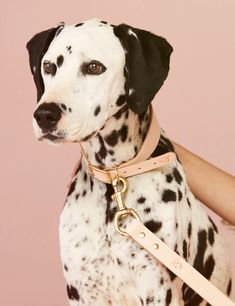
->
<box><xmin>79</xmin><ymin>105</ymin><xmax>176</xmax><ymax>184</ymax></box>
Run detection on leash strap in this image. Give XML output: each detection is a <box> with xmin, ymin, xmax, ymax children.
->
<box><xmin>126</xmin><ymin>219</ymin><xmax>235</xmax><ymax>306</ymax></box>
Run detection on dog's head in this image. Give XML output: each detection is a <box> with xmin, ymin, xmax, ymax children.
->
<box><xmin>27</xmin><ymin>18</ymin><xmax>173</xmax><ymax>143</ymax></box>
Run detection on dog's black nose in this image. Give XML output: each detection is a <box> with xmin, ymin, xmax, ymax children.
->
<box><xmin>33</xmin><ymin>102</ymin><xmax>62</xmax><ymax>132</ymax></box>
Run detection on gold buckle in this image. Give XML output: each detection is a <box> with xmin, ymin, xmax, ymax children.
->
<box><xmin>111</xmin><ymin>169</ymin><xmax>140</xmax><ymax>236</ymax></box>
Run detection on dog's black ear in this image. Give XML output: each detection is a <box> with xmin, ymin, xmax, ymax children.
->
<box><xmin>113</xmin><ymin>24</ymin><xmax>173</xmax><ymax>114</ymax></box>
<box><xmin>26</xmin><ymin>24</ymin><xmax>64</xmax><ymax>102</ymax></box>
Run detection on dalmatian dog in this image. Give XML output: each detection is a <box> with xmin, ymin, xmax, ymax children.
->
<box><xmin>27</xmin><ymin>18</ymin><xmax>232</xmax><ymax>306</ymax></box>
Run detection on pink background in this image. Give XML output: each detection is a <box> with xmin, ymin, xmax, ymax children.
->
<box><xmin>0</xmin><ymin>1</ymin><xmax>234</xmax><ymax>305</ymax></box>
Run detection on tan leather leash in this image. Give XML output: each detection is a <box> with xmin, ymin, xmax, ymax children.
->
<box><xmin>127</xmin><ymin>220</ymin><xmax>234</xmax><ymax>306</ymax></box>
<box><xmin>78</xmin><ymin>105</ymin><xmax>234</xmax><ymax>306</ymax></box>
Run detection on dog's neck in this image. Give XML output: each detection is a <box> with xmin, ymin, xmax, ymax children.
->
<box><xmin>80</xmin><ymin>104</ymin><xmax>151</xmax><ymax>169</ymax></box>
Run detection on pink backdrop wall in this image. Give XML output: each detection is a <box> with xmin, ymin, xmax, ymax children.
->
<box><xmin>0</xmin><ymin>1</ymin><xmax>234</xmax><ymax>305</ymax></box>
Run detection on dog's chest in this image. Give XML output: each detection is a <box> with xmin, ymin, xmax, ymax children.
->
<box><xmin>59</xmin><ymin>159</ymin><xmax>190</xmax><ymax>287</ymax></box>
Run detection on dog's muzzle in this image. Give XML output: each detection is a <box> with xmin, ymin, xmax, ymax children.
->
<box><xmin>33</xmin><ymin>102</ymin><xmax>62</xmax><ymax>133</ymax></box>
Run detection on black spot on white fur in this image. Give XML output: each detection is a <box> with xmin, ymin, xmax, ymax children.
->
<box><xmin>118</xmin><ymin>124</ymin><xmax>128</xmax><ymax>142</ymax></box>
<box><xmin>75</xmin><ymin>23</ymin><xmax>83</xmax><ymax>27</ymax></box>
<box><xmin>146</xmin><ymin>296</ymin><xmax>154</xmax><ymax>304</ymax></box>
<box><xmin>97</xmin><ymin>134</ymin><xmax>107</xmax><ymax>160</ymax></box>
<box><xmin>144</xmin><ymin>220</ymin><xmax>162</xmax><ymax>233</ymax></box>
<box><xmin>208</xmin><ymin>216</ymin><xmax>218</xmax><ymax>233</ymax></box>
<box><xmin>208</xmin><ymin>227</ymin><xmax>215</xmax><ymax>246</ymax></box>
<box><xmin>57</xmin><ymin>55</ymin><xmax>64</xmax><ymax>67</ymax></box>
<box><xmin>94</xmin><ymin>105</ymin><xmax>101</xmax><ymax>116</ymax></box>
<box><xmin>204</xmin><ymin>254</ymin><xmax>215</xmax><ymax>279</ymax></box>
<box><xmin>67</xmin><ymin>284</ymin><xmax>80</xmax><ymax>301</ymax></box>
<box><xmin>116</xmin><ymin>94</ymin><xmax>126</xmax><ymax>106</ymax></box>
<box><xmin>105</xmin><ymin>184</ymin><xmax>117</xmax><ymax>224</ymax></box>
<box><xmin>188</xmin><ymin>222</ymin><xmax>192</xmax><ymax>238</ymax></box>
<box><xmin>144</xmin><ymin>207</ymin><xmax>151</xmax><ymax>214</ymax></box>
<box><xmin>104</xmin><ymin>130</ymin><xmax>118</xmax><ymax>146</ymax></box>
<box><xmin>108</xmin><ymin>149</ymin><xmax>114</xmax><ymax>155</ymax></box>
<box><xmin>162</xmin><ymin>189</ymin><xmax>177</xmax><ymax>203</ymax></box>
<box><xmin>187</xmin><ymin>198</ymin><xmax>191</xmax><ymax>208</ymax></box>
<box><xmin>183</xmin><ymin>239</ymin><xmax>188</xmax><ymax>259</ymax></box>
<box><xmin>166</xmin><ymin>174</ymin><xmax>173</xmax><ymax>183</ymax></box>
<box><xmin>194</xmin><ymin>230</ymin><xmax>207</xmax><ymax>274</ymax></box>
<box><xmin>178</xmin><ymin>189</ymin><xmax>183</xmax><ymax>201</ymax></box>
<box><xmin>165</xmin><ymin>288</ymin><xmax>172</xmax><ymax>305</ymax></box>
<box><xmin>67</xmin><ymin>179</ymin><xmax>77</xmax><ymax>196</ymax></box>
<box><xmin>173</xmin><ymin>167</ymin><xmax>183</xmax><ymax>184</ymax></box>
<box><xmin>137</xmin><ymin>196</ymin><xmax>146</xmax><ymax>204</ymax></box>
<box><xmin>66</xmin><ymin>46</ymin><xmax>72</xmax><ymax>54</ymax></box>
<box><xmin>167</xmin><ymin>269</ymin><xmax>177</xmax><ymax>281</ymax></box>
<box><xmin>64</xmin><ymin>264</ymin><xmax>68</xmax><ymax>271</ymax></box>
<box><xmin>95</xmin><ymin>152</ymin><xmax>104</xmax><ymax>165</ymax></box>
<box><xmin>227</xmin><ymin>279</ymin><xmax>232</xmax><ymax>296</ymax></box>
<box><xmin>90</xmin><ymin>177</ymin><xmax>94</xmax><ymax>192</ymax></box>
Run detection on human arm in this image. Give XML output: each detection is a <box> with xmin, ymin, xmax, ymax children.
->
<box><xmin>173</xmin><ymin>142</ymin><xmax>235</xmax><ymax>226</ymax></box>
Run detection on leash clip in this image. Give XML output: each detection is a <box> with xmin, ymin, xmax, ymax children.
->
<box><xmin>111</xmin><ymin>167</ymin><xmax>140</xmax><ymax>236</ymax></box>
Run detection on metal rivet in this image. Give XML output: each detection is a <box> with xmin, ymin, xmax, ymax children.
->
<box><xmin>153</xmin><ymin>243</ymin><xmax>159</xmax><ymax>250</ymax></box>
<box><xmin>139</xmin><ymin>232</ymin><xmax>145</xmax><ymax>238</ymax></box>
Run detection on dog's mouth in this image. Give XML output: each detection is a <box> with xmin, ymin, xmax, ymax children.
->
<box><xmin>39</xmin><ymin>133</ymin><xmax>65</xmax><ymax>143</ymax></box>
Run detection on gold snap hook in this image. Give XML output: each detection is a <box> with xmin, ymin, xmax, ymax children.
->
<box><xmin>110</xmin><ymin>173</ymin><xmax>141</xmax><ymax>236</ymax></box>
<box><xmin>111</xmin><ymin>176</ymin><xmax>128</xmax><ymax>210</ymax></box>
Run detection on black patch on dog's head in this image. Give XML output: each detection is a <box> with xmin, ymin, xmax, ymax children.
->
<box><xmin>113</xmin><ymin>24</ymin><xmax>173</xmax><ymax>114</ymax></box>
<box><xmin>26</xmin><ymin>24</ymin><xmax>65</xmax><ymax>102</ymax></box>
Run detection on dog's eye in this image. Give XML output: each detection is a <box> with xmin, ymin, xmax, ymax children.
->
<box><xmin>85</xmin><ymin>61</ymin><xmax>106</xmax><ymax>75</ymax></box>
<box><xmin>43</xmin><ymin>61</ymin><xmax>57</xmax><ymax>76</ymax></box>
